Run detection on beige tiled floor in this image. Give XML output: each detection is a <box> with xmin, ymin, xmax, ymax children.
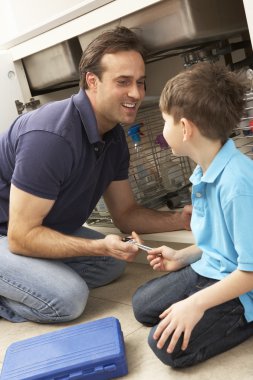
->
<box><xmin>0</xmin><ymin>262</ymin><xmax>253</xmax><ymax>379</ymax></box>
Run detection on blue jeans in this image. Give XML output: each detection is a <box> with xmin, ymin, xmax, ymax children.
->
<box><xmin>132</xmin><ymin>266</ymin><xmax>253</xmax><ymax>368</ymax></box>
<box><xmin>0</xmin><ymin>228</ymin><xmax>125</xmax><ymax>323</ymax></box>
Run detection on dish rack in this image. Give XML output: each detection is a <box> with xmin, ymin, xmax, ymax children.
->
<box><xmin>87</xmin><ymin>100</ymin><xmax>195</xmax><ymax>226</ymax></box>
<box><xmin>234</xmin><ymin>90</ymin><xmax>253</xmax><ymax>157</ymax></box>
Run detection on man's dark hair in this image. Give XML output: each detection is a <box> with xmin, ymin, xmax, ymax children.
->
<box><xmin>79</xmin><ymin>26</ymin><xmax>146</xmax><ymax>90</ymax></box>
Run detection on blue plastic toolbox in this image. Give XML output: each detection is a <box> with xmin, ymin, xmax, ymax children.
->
<box><xmin>0</xmin><ymin>317</ymin><xmax>128</xmax><ymax>380</ymax></box>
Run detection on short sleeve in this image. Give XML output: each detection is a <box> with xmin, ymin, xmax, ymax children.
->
<box><xmin>12</xmin><ymin>131</ymin><xmax>73</xmax><ymax>200</ymax></box>
<box><xmin>224</xmin><ymin>194</ymin><xmax>253</xmax><ymax>271</ymax></box>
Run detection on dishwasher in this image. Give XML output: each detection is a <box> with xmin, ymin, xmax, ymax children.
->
<box><xmin>87</xmin><ymin>98</ymin><xmax>195</xmax><ymax>227</ymax></box>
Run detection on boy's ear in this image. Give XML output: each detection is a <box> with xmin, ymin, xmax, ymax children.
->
<box><xmin>180</xmin><ymin>118</ymin><xmax>193</xmax><ymax>142</ymax></box>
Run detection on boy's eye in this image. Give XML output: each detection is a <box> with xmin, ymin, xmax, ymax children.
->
<box><xmin>137</xmin><ymin>80</ymin><xmax>145</xmax><ymax>87</ymax></box>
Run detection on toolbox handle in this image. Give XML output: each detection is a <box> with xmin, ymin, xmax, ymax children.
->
<box><xmin>59</xmin><ymin>364</ymin><xmax>117</xmax><ymax>379</ymax></box>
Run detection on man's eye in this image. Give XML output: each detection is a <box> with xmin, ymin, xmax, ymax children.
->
<box><xmin>117</xmin><ymin>80</ymin><xmax>129</xmax><ymax>86</ymax></box>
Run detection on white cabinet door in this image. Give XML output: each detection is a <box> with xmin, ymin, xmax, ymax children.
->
<box><xmin>0</xmin><ymin>51</ymin><xmax>23</xmax><ymax>132</ymax></box>
<box><xmin>243</xmin><ymin>0</ymin><xmax>253</xmax><ymax>48</ymax></box>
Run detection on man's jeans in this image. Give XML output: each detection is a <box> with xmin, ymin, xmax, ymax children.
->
<box><xmin>0</xmin><ymin>228</ymin><xmax>125</xmax><ymax>323</ymax></box>
<box><xmin>132</xmin><ymin>266</ymin><xmax>253</xmax><ymax>368</ymax></box>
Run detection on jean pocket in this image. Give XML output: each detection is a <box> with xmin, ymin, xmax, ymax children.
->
<box><xmin>224</xmin><ymin>299</ymin><xmax>245</xmax><ymax>333</ymax></box>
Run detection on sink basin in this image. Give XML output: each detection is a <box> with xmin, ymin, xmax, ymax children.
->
<box><xmin>132</xmin><ymin>0</ymin><xmax>248</xmax><ymax>52</ymax></box>
<box><xmin>22</xmin><ymin>37</ymin><xmax>82</xmax><ymax>92</ymax></box>
<box><xmin>79</xmin><ymin>0</ymin><xmax>248</xmax><ymax>53</ymax></box>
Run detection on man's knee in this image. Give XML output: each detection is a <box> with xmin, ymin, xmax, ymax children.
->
<box><xmin>86</xmin><ymin>258</ymin><xmax>126</xmax><ymax>289</ymax></box>
<box><xmin>113</xmin><ymin>259</ymin><xmax>126</xmax><ymax>280</ymax></box>
<box><xmin>30</xmin><ymin>277</ymin><xmax>89</xmax><ymax>323</ymax></box>
<box><xmin>51</xmin><ymin>278</ymin><xmax>89</xmax><ymax>322</ymax></box>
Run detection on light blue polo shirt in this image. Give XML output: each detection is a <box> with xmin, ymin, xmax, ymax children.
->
<box><xmin>190</xmin><ymin>139</ymin><xmax>253</xmax><ymax>321</ymax></box>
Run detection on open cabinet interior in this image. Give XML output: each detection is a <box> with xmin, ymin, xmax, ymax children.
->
<box><xmin>3</xmin><ymin>0</ymin><xmax>253</xmax><ymax>224</ymax></box>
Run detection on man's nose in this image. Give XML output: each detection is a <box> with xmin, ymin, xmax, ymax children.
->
<box><xmin>128</xmin><ymin>84</ymin><xmax>143</xmax><ymax>99</ymax></box>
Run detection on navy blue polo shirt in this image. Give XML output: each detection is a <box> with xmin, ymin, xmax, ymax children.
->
<box><xmin>0</xmin><ymin>89</ymin><xmax>130</xmax><ymax>235</ymax></box>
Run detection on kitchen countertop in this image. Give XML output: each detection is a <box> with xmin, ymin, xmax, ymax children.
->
<box><xmin>86</xmin><ymin>205</ymin><xmax>195</xmax><ymax>245</ymax></box>
<box><xmin>86</xmin><ymin>224</ymin><xmax>195</xmax><ymax>245</ymax></box>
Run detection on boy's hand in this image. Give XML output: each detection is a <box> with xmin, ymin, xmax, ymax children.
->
<box><xmin>153</xmin><ymin>297</ymin><xmax>204</xmax><ymax>353</ymax></box>
<box><xmin>147</xmin><ymin>246</ymin><xmax>186</xmax><ymax>272</ymax></box>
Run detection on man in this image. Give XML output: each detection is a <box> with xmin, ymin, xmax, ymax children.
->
<box><xmin>0</xmin><ymin>26</ymin><xmax>191</xmax><ymax>323</ymax></box>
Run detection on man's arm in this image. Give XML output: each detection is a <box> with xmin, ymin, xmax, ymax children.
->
<box><xmin>8</xmin><ymin>184</ymin><xmax>138</xmax><ymax>259</ymax></box>
<box><xmin>104</xmin><ymin>179</ymin><xmax>191</xmax><ymax>233</ymax></box>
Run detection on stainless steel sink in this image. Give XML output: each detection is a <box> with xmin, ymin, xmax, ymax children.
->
<box><xmin>23</xmin><ymin>0</ymin><xmax>248</xmax><ymax>93</ymax></box>
<box><xmin>79</xmin><ymin>0</ymin><xmax>248</xmax><ymax>53</ymax></box>
<box><xmin>136</xmin><ymin>0</ymin><xmax>248</xmax><ymax>52</ymax></box>
<box><xmin>22</xmin><ymin>37</ymin><xmax>82</xmax><ymax>92</ymax></box>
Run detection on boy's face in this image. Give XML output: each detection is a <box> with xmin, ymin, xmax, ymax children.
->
<box><xmin>162</xmin><ymin>112</ymin><xmax>184</xmax><ymax>156</ymax></box>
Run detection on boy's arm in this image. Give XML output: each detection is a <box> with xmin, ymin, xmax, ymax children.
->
<box><xmin>192</xmin><ymin>269</ymin><xmax>253</xmax><ymax>310</ymax></box>
<box><xmin>154</xmin><ymin>269</ymin><xmax>253</xmax><ymax>353</ymax></box>
<box><xmin>147</xmin><ymin>244</ymin><xmax>202</xmax><ymax>272</ymax></box>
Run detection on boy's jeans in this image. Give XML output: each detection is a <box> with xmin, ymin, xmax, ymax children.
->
<box><xmin>0</xmin><ymin>228</ymin><xmax>125</xmax><ymax>323</ymax></box>
<box><xmin>132</xmin><ymin>265</ymin><xmax>253</xmax><ymax>368</ymax></box>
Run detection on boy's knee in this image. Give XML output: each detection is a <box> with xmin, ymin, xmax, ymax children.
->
<box><xmin>132</xmin><ymin>287</ymin><xmax>149</xmax><ymax>323</ymax></box>
<box><xmin>148</xmin><ymin>326</ymin><xmax>174</xmax><ymax>367</ymax></box>
<box><xmin>148</xmin><ymin>326</ymin><xmax>189</xmax><ymax>368</ymax></box>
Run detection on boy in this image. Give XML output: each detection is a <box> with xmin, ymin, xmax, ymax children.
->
<box><xmin>132</xmin><ymin>63</ymin><xmax>253</xmax><ymax>368</ymax></box>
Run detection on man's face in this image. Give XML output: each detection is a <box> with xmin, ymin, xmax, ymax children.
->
<box><xmin>92</xmin><ymin>50</ymin><xmax>146</xmax><ymax>130</ymax></box>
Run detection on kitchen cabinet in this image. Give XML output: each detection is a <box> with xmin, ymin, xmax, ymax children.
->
<box><xmin>243</xmin><ymin>0</ymin><xmax>253</xmax><ymax>46</ymax></box>
<box><xmin>1</xmin><ymin>0</ymin><xmax>252</xmax><ymax>246</ymax></box>
<box><xmin>0</xmin><ymin>51</ymin><xmax>24</xmax><ymax>132</ymax></box>
<box><xmin>0</xmin><ymin>0</ymin><xmax>114</xmax><ymax>51</ymax></box>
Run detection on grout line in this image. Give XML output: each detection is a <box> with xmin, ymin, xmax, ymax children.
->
<box><xmin>124</xmin><ymin>324</ymin><xmax>147</xmax><ymax>338</ymax></box>
<box><xmin>89</xmin><ymin>295</ymin><xmax>132</xmax><ymax>306</ymax></box>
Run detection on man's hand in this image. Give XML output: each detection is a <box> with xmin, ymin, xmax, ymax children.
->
<box><xmin>180</xmin><ymin>204</ymin><xmax>192</xmax><ymax>230</ymax></box>
<box><xmin>103</xmin><ymin>234</ymin><xmax>139</xmax><ymax>261</ymax></box>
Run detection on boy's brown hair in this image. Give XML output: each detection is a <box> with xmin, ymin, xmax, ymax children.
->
<box><xmin>159</xmin><ymin>62</ymin><xmax>247</xmax><ymax>143</ymax></box>
<box><xmin>79</xmin><ymin>26</ymin><xmax>146</xmax><ymax>90</ymax></box>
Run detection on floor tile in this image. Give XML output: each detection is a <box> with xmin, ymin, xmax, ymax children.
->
<box><xmin>90</xmin><ymin>262</ymin><xmax>163</xmax><ymax>305</ymax></box>
<box><xmin>0</xmin><ymin>297</ymin><xmax>141</xmax><ymax>367</ymax></box>
<box><xmin>122</xmin><ymin>326</ymin><xmax>253</xmax><ymax>380</ymax></box>
<box><xmin>0</xmin><ymin>262</ymin><xmax>253</xmax><ymax>380</ymax></box>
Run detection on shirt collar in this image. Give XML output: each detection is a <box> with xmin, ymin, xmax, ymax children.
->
<box><xmin>190</xmin><ymin>139</ymin><xmax>238</xmax><ymax>185</ymax></box>
<box><xmin>73</xmin><ymin>89</ymin><xmax>122</xmax><ymax>145</ymax></box>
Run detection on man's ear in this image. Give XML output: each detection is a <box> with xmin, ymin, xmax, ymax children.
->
<box><xmin>181</xmin><ymin>118</ymin><xmax>193</xmax><ymax>142</ymax></box>
<box><xmin>86</xmin><ymin>72</ymin><xmax>98</xmax><ymax>89</ymax></box>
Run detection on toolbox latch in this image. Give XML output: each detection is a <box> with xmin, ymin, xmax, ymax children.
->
<box><xmin>104</xmin><ymin>364</ymin><xmax>117</xmax><ymax>372</ymax></box>
<box><xmin>68</xmin><ymin>370</ymin><xmax>83</xmax><ymax>379</ymax></box>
